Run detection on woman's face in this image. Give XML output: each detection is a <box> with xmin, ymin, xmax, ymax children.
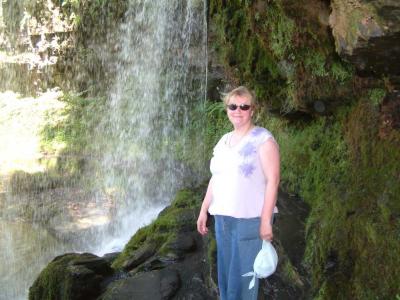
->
<box><xmin>226</xmin><ymin>95</ymin><xmax>253</xmax><ymax>128</ymax></box>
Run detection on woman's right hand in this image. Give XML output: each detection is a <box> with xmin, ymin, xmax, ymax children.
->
<box><xmin>197</xmin><ymin>211</ymin><xmax>208</xmax><ymax>235</ymax></box>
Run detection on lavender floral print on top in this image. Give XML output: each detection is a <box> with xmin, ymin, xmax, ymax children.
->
<box><xmin>239</xmin><ymin>142</ymin><xmax>256</xmax><ymax>157</ymax></box>
<box><xmin>239</xmin><ymin>163</ymin><xmax>255</xmax><ymax>177</ymax></box>
<box><xmin>251</xmin><ymin>127</ymin><xmax>266</xmax><ymax>136</ymax></box>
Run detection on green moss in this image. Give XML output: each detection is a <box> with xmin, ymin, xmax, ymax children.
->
<box><xmin>208</xmin><ymin>0</ymin><xmax>287</xmax><ymax>106</ymax></box>
<box><xmin>207</xmin><ymin>230</ymin><xmax>217</xmax><ymax>266</ymax></box>
<box><xmin>209</xmin><ymin>0</ymin><xmax>354</xmax><ymax>113</ymax></box>
<box><xmin>330</xmin><ymin>60</ymin><xmax>354</xmax><ymax>84</ymax></box>
<box><xmin>304</xmin><ymin>51</ymin><xmax>328</xmax><ymax>78</ymax></box>
<box><xmin>259</xmin><ymin>97</ymin><xmax>400</xmax><ymax>298</ymax></box>
<box><xmin>206</xmin><ymin>229</ymin><xmax>218</xmax><ymax>287</ymax></box>
<box><xmin>368</xmin><ymin>88</ymin><xmax>386</xmax><ymax>106</ymax></box>
<box><xmin>171</xmin><ymin>189</ymin><xmax>202</xmax><ymax>208</ymax></box>
<box><xmin>111</xmin><ymin>220</ymin><xmax>168</xmax><ymax>269</ymax></box>
<box><xmin>29</xmin><ymin>254</ymin><xmax>77</xmax><ymax>300</ymax></box>
<box><xmin>281</xmin><ymin>259</ymin><xmax>303</xmax><ymax>288</ymax></box>
<box><xmin>112</xmin><ymin>188</ymin><xmax>202</xmax><ymax>269</ymax></box>
<box><xmin>29</xmin><ymin>253</ymin><xmax>111</xmax><ymax>300</ymax></box>
<box><xmin>262</xmin><ymin>2</ymin><xmax>295</xmax><ymax>60</ymax></box>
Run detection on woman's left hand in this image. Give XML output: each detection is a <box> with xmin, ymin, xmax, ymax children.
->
<box><xmin>260</xmin><ymin>221</ymin><xmax>273</xmax><ymax>241</ymax></box>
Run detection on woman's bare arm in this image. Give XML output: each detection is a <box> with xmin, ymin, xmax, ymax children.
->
<box><xmin>259</xmin><ymin>139</ymin><xmax>280</xmax><ymax>241</ymax></box>
<box><xmin>197</xmin><ymin>178</ymin><xmax>213</xmax><ymax>235</ymax></box>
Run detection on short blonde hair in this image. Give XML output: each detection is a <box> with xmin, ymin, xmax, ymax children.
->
<box><xmin>222</xmin><ymin>86</ymin><xmax>256</xmax><ymax>107</ymax></box>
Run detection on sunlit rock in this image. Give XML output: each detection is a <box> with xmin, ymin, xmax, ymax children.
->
<box><xmin>330</xmin><ymin>0</ymin><xmax>400</xmax><ymax>76</ymax></box>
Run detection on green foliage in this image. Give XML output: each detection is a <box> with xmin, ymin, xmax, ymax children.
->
<box><xmin>368</xmin><ymin>88</ymin><xmax>386</xmax><ymax>106</ymax></box>
<box><xmin>203</xmin><ymin>101</ymin><xmax>231</xmax><ymax>156</ymax></box>
<box><xmin>266</xmin><ymin>102</ymin><xmax>400</xmax><ymax>299</ymax></box>
<box><xmin>208</xmin><ymin>0</ymin><xmax>354</xmax><ymax>113</ymax></box>
<box><xmin>304</xmin><ymin>51</ymin><xmax>328</xmax><ymax>77</ymax></box>
<box><xmin>40</xmin><ymin>92</ymin><xmax>107</xmax><ymax>181</ymax></box>
<box><xmin>330</xmin><ymin>61</ymin><xmax>353</xmax><ymax>84</ymax></box>
<box><xmin>263</xmin><ymin>2</ymin><xmax>295</xmax><ymax>60</ymax></box>
<box><xmin>174</xmin><ymin>99</ymin><xmax>230</xmax><ymax>178</ymax></box>
<box><xmin>261</xmin><ymin>109</ymin><xmax>350</xmax><ymax>198</ymax></box>
<box><xmin>260</xmin><ymin>99</ymin><xmax>400</xmax><ymax>298</ymax></box>
<box><xmin>208</xmin><ymin>0</ymin><xmax>286</xmax><ymax>105</ymax></box>
<box><xmin>281</xmin><ymin>259</ymin><xmax>303</xmax><ymax>288</ymax></box>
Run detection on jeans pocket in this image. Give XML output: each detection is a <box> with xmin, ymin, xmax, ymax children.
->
<box><xmin>238</xmin><ymin>218</ymin><xmax>260</xmax><ymax>241</ymax></box>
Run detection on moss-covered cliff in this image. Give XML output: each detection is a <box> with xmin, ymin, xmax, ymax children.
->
<box><xmin>207</xmin><ymin>0</ymin><xmax>400</xmax><ymax>298</ymax></box>
<box><xmin>208</xmin><ymin>0</ymin><xmax>354</xmax><ymax>114</ymax></box>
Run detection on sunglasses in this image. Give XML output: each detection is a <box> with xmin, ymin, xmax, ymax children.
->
<box><xmin>227</xmin><ymin>104</ymin><xmax>252</xmax><ymax>111</ymax></box>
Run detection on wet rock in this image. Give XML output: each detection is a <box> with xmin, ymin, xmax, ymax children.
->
<box><xmin>122</xmin><ymin>242</ymin><xmax>158</xmax><ymax>271</ymax></box>
<box><xmin>175</xmin><ymin>208</ymin><xmax>197</xmax><ymax>232</ymax></box>
<box><xmin>160</xmin><ymin>270</ymin><xmax>181</xmax><ymax>299</ymax></box>
<box><xmin>165</xmin><ymin>233</ymin><xmax>196</xmax><ymax>253</ymax></box>
<box><xmin>135</xmin><ymin>255</ymin><xmax>180</xmax><ymax>273</ymax></box>
<box><xmin>99</xmin><ymin>268</ymin><xmax>180</xmax><ymax>300</ymax></box>
<box><xmin>70</xmin><ymin>255</ymin><xmax>114</xmax><ymax>276</ymax></box>
<box><xmin>102</xmin><ymin>252</ymin><xmax>121</xmax><ymax>265</ymax></box>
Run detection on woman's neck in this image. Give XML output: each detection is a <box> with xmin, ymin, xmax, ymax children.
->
<box><xmin>228</xmin><ymin>123</ymin><xmax>254</xmax><ymax>147</ymax></box>
<box><xmin>233</xmin><ymin>123</ymin><xmax>254</xmax><ymax>135</ymax></box>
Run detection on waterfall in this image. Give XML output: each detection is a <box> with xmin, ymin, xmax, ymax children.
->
<box><xmin>0</xmin><ymin>0</ymin><xmax>207</xmax><ymax>299</ymax></box>
<box><xmin>91</xmin><ymin>0</ymin><xmax>207</xmax><ymax>254</ymax></box>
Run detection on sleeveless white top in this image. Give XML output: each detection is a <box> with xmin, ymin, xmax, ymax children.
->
<box><xmin>208</xmin><ymin>126</ymin><xmax>278</xmax><ymax>218</ymax></box>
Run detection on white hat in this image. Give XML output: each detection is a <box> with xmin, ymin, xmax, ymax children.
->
<box><xmin>242</xmin><ymin>240</ymin><xmax>278</xmax><ymax>289</ymax></box>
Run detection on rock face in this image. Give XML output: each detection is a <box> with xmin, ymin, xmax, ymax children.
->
<box><xmin>0</xmin><ymin>1</ymin><xmax>126</xmax><ymax>94</ymax></box>
<box><xmin>100</xmin><ymin>269</ymin><xmax>181</xmax><ymax>300</ymax></box>
<box><xmin>330</xmin><ymin>0</ymin><xmax>400</xmax><ymax>76</ymax></box>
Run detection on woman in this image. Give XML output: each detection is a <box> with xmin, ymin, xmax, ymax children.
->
<box><xmin>197</xmin><ymin>86</ymin><xmax>280</xmax><ymax>300</ymax></box>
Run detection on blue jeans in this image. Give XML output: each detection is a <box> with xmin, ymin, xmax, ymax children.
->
<box><xmin>214</xmin><ymin>215</ymin><xmax>262</xmax><ymax>300</ymax></box>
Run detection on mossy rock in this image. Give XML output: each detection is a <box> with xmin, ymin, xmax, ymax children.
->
<box><xmin>29</xmin><ymin>253</ymin><xmax>113</xmax><ymax>300</ymax></box>
<box><xmin>112</xmin><ymin>188</ymin><xmax>202</xmax><ymax>270</ymax></box>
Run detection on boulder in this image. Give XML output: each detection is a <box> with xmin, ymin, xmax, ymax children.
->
<box><xmin>29</xmin><ymin>253</ymin><xmax>114</xmax><ymax>300</ymax></box>
<box><xmin>330</xmin><ymin>0</ymin><xmax>400</xmax><ymax>76</ymax></box>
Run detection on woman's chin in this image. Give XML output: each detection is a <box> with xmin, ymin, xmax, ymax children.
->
<box><xmin>230</xmin><ymin>119</ymin><xmax>249</xmax><ymax>128</ymax></box>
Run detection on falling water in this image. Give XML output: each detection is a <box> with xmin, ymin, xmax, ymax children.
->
<box><xmin>91</xmin><ymin>0</ymin><xmax>207</xmax><ymax>254</ymax></box>
<box><xmin>0</xmin><ymin>0</ymin><xmax>207</xmax><ymax>299</ymax></box>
